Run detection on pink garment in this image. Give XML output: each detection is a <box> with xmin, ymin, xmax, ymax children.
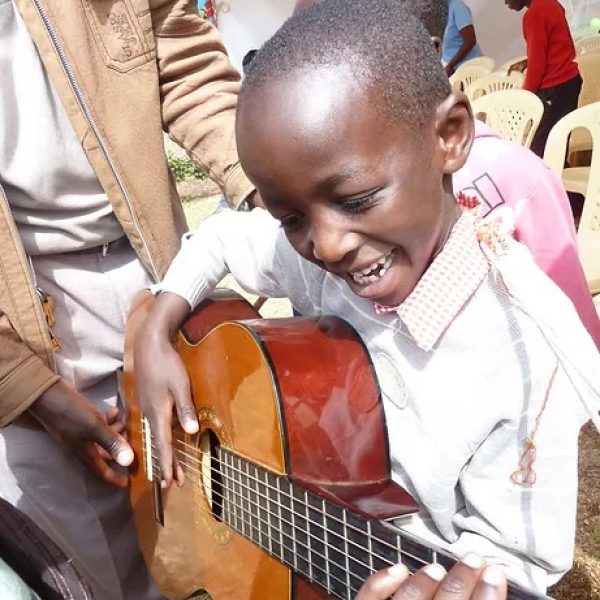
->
<box><xmin>453</xmin><ymin>121</ymin><xmax>600</xmax><ymax>349</ymax></box>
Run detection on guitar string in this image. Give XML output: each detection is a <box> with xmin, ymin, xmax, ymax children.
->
<box><xmin>143</xmin><ymin>428</ymin><xmax>427</xmax><ymax>568</ymax></box>
<box><xmin>148</xmin><ymin>452</ymin><xmax>406</xmax><ymax>576</ymax></box>
<box><xmin>145</xmin><ymin>441</ymin><xmax>428</xmax><ymax>572</ymax></box>
<box><xmin>138</xmin><ymin>424</ymin><xmax>539</xmax><ymax>600</ymax></box>
<box><xmin>175</xmin><ymin>437</ymin><xmax>425</xmax><ymax>564</ymax></box>
<box><xmin>148</xmin><ymin>453</ymin><xmax>386</xmax><ymax>596</ymax></box>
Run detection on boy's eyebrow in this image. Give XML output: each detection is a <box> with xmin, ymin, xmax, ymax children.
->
<box><xmin>316</xmin><ymin>165</ymin><xmax>366</xmax><ymax>191</ymax></box>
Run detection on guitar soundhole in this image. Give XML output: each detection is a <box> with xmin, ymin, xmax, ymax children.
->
<box><xmin>200</xmin><ymin>430</ymin><xmax>224</xmax><ymax>522</ymax></box>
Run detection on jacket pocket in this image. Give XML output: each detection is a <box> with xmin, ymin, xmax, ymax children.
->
<box><xmin>82</xmin><ymin>0</ymin><xmax>156</xmax><ymax>72</ymax></box>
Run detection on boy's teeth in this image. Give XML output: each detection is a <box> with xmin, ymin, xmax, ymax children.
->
<box><xmin>350</xmin><ymin>251</ymin><xmax>394</xmax><ymax>285</ymax></box>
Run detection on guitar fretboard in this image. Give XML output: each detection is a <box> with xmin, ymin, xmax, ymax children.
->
<box><xmin>142</xmin><ymin>425</ymin><xmax>549</xmax><ymax>600</ymax></box>
<box><xmin>213</xmin><ymin>448</ymin><xmax>547</xmax><ymax>600</ymax></box>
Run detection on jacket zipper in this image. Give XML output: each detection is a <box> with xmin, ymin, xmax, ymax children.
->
<box><xmin>31</xmin><ymin>0</ymin><xmax>160</xmax><ymax>282</ymax></box>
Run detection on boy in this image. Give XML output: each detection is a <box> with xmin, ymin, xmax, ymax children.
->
<box><xmin>505</xmin><ymin>0</ymin><xmax>582</xmax><ymax>157</ymax></box>
<box><xmin>135</xmin><ymin>0</ymin><xmax>600</xmax><ymax>595</ymax></box>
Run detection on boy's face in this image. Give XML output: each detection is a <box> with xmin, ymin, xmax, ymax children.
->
<box><xmin>237</xmin><ymin>67</ymin><xmax>471</xmax><ymax>306</ymax></box>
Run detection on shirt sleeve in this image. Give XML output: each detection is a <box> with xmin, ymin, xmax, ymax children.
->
<box><xmin>156</xmin><ymin>208</ymin><xmax>309</xmax><ymax>308</ymax></box>
<box><xmin>453</xmin><ymin>0</ymin><xmax>474</xmax><ymax>31</ymax></box>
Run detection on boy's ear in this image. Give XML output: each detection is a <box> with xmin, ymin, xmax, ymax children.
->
<box><xmin>434</xmin><ymin>93</ymin><xmax>474</xmax><ymax>175</ymax></box>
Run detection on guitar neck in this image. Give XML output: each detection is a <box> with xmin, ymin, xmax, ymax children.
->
<box><xmin>212</xmin><ymin>447</ymin><xmax>551</xmax><ymax>600</ymax></box>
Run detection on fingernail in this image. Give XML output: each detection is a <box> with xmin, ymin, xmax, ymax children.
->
<box><xmin>161</xmin><ymin>480</ymin><xmax>167</xmax><ymax>489</ymax></box>
<box><xmin>461</xmin><ymin>552</ymin><xmax>484</xmax><ymax>569</ymax></box>
<box><xmin>482</xmin><ymin>565</ymin><xmax>504</xmax><ymax>586</ymax></box>
<box><xmin>184</xmin><ymin>421</ymin><xmax>199</xmax><ymax>434</ymax></box>
<box><xmin>423</xmin><ymin>563</ymin><xmax>446</xmax><ymax>581</ymax></box>
<box><xmin>387</xmin><ymin>563</ymin><xmax>408</xmax><ymax>578</ymax></box>
<box><xmin>116</xmin><ymin>448</ymin><xmax>133</xmax><ymax>466</ymax></box>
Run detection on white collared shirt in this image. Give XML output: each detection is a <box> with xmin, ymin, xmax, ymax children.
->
<box><xmin>158</xmin><ymin>207</ymin><xmax>600</xmax><ymax>592</ymax></box>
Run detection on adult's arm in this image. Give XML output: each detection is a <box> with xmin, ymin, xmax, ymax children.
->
<box><xmin>150</xmin><ymin>0</ymin><xmax>254</xmax><ymax>208</ymax></box>
<box><xmin>0</xmin><ymin>318</ymin><xmax>58</xmax><ymax>427</ymax></box>
<box><xmin>446</xmin><ymin>25</ymin><xmax>478</xmax><ymax>76</ymax></box>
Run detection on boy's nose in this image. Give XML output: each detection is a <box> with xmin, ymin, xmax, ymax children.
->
<box><xmin>311</xmin><ymin>224</ymin><xmax>359</xmax><ymax>267</ymax></box>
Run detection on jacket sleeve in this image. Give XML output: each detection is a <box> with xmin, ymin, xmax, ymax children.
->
<box><xmin>0</xmin><ymin>316</ymin><xmax>59</xmax><ymax>427</ymax></box>
<box><xmin>150</xmin><ymin>0</ymin><xmax>254</xmax><ymax>208</ymax></box>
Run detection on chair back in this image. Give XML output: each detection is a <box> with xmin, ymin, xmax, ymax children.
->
<box><xmin>459</xmin><ymin>56</ymin><xmax>496</xmax><ymax>73</ymax></box>
<box><xmin>544</xmin><ymin>102</ymin><xmax>600</xmax><ymax>293</ymax></box>
<box><xmin>465</xmin><ymin>72</ymin><xmax>523</xmax><ymax>101</ymax></box>
<box><xmin>449</xmin><ymin>64</ymin><xmax>490</xmax><ymax>93</ymax></box>
<box><xmin>496</xmin><ymin>55</ymin><xmax>527</xmax><ymax>75</ymax></box>
<box><xmin>577</xmin><ymin>51</ymin><xmax>600</xmax><ymax>107</ymax></box>
<box><xmin>470</xmin><ymin>89</ymin><xmax>544</xmax><ymax>148</ymax></box>
<box><xmin>575</xmin><ymin>34</ymin><xmax>600</xmax><ymax>55</ymax></box>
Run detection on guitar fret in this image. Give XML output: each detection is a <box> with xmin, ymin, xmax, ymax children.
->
<box><xmin>290</xmin><ymin>482</ymin><xmax>298</xmax><ymax>572</ymax></box>
<box><xmin>255</xmin><ymin>465</ymin><xmax>264</xmax><ymax>551</ymax></box>
<box><xmin>367</xmin><ymin>521</ymin><xmax>374</xmax><ymax>575</ymax></box>
<box><xmin>323</xmin><ymin>499</ymin><xmax>331</xmax><ymax>595</ymax></box>
<box><xmin>343</xmin><ymin>509</ymin><xmax>351</xmax><ymax>600</ymax></box>
<box><xmin>305</xmin><ymin>490</ymin><xmax>313</xmax><ymax>582</ymax></box>
<box><xmin>276</xmin><ymin>476</ymin><xmax>284</xmax><ymax>561</ymax></box>
<box><xmin>264</xmin><ymin>470</ymin><xmax>273</xmax><ymax>556</ymax></box>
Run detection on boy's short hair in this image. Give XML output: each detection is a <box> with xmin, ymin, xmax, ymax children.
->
<box><xmin>242</xmin><ymin>0</ymin><xmax>452</xmax><ymax>129</ymax></box>
<box><xmin>409</xmin><ymin>0</ymin><xmax>448</xmax><ymax>39</ymax></box>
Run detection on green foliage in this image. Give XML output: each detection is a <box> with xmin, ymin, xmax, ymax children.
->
<box><xmin>167</xmin><ymin>153</ymin><xmax>208</xmax><ymax>183</ymax></box>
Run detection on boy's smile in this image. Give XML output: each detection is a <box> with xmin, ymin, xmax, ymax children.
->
<box><xmin>237</xmin><ymin>67</ymin><xmax>466</xmax><ymax>306</ymax></box>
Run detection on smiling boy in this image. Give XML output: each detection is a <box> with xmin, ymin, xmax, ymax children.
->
<box><xmin>135</xmin><ymin>0</ymin><xmax>600</xmax><ymax>594</ymax></box>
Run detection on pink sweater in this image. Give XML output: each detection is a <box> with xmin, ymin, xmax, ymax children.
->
<box><xmin>454</xmin><ymin>121</ymin><xmax>600</xmax><ymax>348</ymax></box>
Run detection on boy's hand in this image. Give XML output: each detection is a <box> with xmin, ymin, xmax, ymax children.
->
<box><xmin>29</xmin><ymin>379</ymin><xmax>133</xmax><ymax>488</ymax></box>
<box><xmin>355</xmin><ymin>554</ymin><xmax>507</xmax><ymax>600</ymax></box>
<box><xmin>507</xmin><ymin>59</ymin><xmax>527</xmax><ymax>75</ymax></box>
<box><xmin>134</xmin><ymin>292</ymin><xmax>197</xmax><ymax>488</ymax></box>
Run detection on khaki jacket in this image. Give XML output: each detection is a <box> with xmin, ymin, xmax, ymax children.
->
<box><xmin>0</xmin><ymin>0</ymin><xmax>254</xmax><ymax>426</ymax></box>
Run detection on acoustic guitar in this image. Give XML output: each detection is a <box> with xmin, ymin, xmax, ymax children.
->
<box><xmin>123</xmin><ymin>291</ymin><xmax>550</xmax><ymax>600</ymax></box>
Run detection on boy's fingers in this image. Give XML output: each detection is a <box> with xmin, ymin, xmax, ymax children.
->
<box><xmin>172</xmin><ymin>377</ymin><xmax>198</xmax><ymax>435</ymax></box>
<box><xmin>472</xmin><ymin>566</ymin><xmax>507</xmax><ymax>600</ymax></box>
<box><xmin>151</xmin><ymin>404</ymin><xmax>174</xmax><ymax>487</ymax></box>
<box><xmin>355</xmin><ymin>564</ymin><xmax>410</xmax><ymax>599</ymax></box>
<box><xmin>391</xmin><ymin>563</ymin><xmax>445</xmax><ymax>600</ymax></box>
<box><xmin>431</xmin><ymin>554</ymin><xmax>485</xmax><ymax>600</ymax></box>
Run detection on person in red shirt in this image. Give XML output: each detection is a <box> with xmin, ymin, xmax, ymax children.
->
<box><xmin>505</xmin><ymin>0</ymin><xmax>582</xmax><ymax>157</ymax></box>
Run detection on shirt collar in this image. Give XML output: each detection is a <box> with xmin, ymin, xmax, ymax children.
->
<box><xmin>375</xmin><ymin>213</ymin><xmax>490</xmax><ymax>351</ymax></box>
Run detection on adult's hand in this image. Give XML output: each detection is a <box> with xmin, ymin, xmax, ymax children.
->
<box><xmin>29</xmin><ymin>379</ymin><xmax>133</xmax><ymax>488</ymax></box>
<box><xmin>355</xmin><ymin>554</ymin><xmax>507</xmax><ymax>600</ymax></box>
<box><xmin>133</xmin><ymin>291</ymin><xmax>197</xmax><ymax>488</ymax></box>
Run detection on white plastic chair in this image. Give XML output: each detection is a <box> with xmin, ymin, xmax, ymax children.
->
<box><xmin>449</xmin><ymin>64</ymin><xmax>490</xmax><ymax>93</ymax></box>
<box><xmin>575</xmin><ymin>34</ymin><xmax>600</xmax><ymax>55</ymax></box>
<box><xmin>459</xmin><ymin>56</ymin><xmax>496</xmax><ymax>73</ymax></box>
<box><xmin>470</xmin><ymin>89</ymin><xmax>544</xmax><ymax>148</ymax></box>
<box><xmin>544</xmin><ymin>102</ymin><xmax>600</xmax><ymax>294</ymax></box>
<box><xmin>568</xmin><ymin>52</ymin><xmax>600</xmax><ymax>162</ymax></box>
<box><xmin>465</xmin><ymin>72</ymin><xmax>524</xmax><ymax>101</ymax></box>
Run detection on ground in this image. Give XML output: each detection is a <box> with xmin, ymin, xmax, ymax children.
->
<box><xmin>180</xmin><ymin>183</ymin><xmax>599</xmax><ymax>600</ymax></box>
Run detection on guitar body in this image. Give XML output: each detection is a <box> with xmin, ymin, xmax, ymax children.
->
<box><xmin>123</xmin><ymin>291</ymin><xmax>416</xmax><ymax>600</ymax></box>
